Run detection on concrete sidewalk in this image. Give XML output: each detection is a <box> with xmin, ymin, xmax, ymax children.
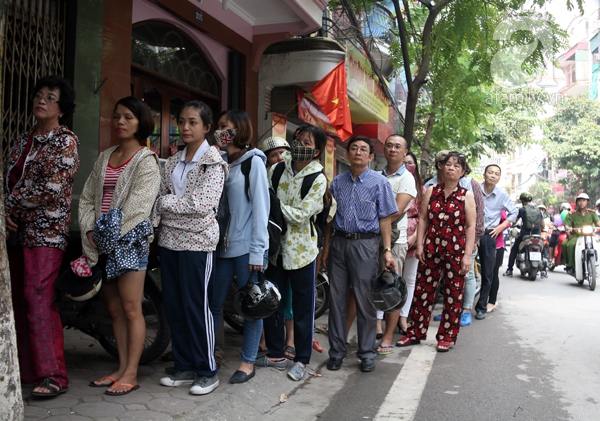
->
<box><xmin>22</xmin><ymin>320</ymin><xmax>333</xmax><ymax>421</ymax></box>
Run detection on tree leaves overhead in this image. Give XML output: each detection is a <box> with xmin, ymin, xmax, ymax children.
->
<box><xmin>543</xmin><ymin>96</ymin><xmax>600</xmax><ymax>197</ymax></box>
<box><xmin>329</xmin><ymin>0</ymin><xmax>582</xmax><ymax>165</ymax></box>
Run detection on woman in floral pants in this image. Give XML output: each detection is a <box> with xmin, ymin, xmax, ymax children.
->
<box><xmin>397</xmin><ymin>152</ymin><xmax>475</xmax><ymax>352</ymax></box>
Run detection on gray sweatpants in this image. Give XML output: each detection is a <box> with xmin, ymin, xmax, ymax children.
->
<box><xmin>328</xmin><ymin>235</ymin><xmax>379</xmax><ymax>360</ymax></box>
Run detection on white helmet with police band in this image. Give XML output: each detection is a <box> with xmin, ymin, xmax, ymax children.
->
<box><xmin>576</xmin><ymin>193</ymin><xmax>590</xmax><ymax>201</ymax></box>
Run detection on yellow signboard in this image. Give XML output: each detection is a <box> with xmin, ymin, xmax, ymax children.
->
<box><xmin>345</xmin><ymin>42</ymin><xmax>389</xmax><ymax>123</ymax></box>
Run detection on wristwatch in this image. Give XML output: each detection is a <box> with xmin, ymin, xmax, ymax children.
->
<box><xmin>383</xmin><ymin>248</ymin><xmax>392</xmax><ymax>254</ymax></box>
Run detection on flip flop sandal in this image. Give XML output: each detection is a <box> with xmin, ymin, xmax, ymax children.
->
<box><xmin>312</xmin><ymin>338</ymin><xmax>323</xmax><ymax>353</ymax></box>
<box><xmin>105</xmin><ymin>382</ymin><xmax>140</xmax><ymax>396</ymax></box>
<box><xmin>89</xmin><ymin>375</ymin><xmax>118</xmax><ymax>388</ymax></box>
<box><xmin>436</xmin><ymin>341</ymin><xmax>452</xmax><ymax>352</ymax></box>
<box><xmin>396</xmin><ymin>336</ymin><xmax>421</xmax><ymax>347</ymax></box>
<box><xmin>284</xmin><ymin>346</ymin><xmax>296</xmax><ymax>360</ymax></box>
<box><xmin>31</xmin><ymin>378</ymin><xmax>68</xmax><ymax>397</ymax></box>
<box><xmin>315</xmin><ymin>325</ymin><xmax>329</xmax><ymax>336</ymax></box>
<box><xmin>376</xmin><ymin>344</ymin><xmax>394</xmax><ymax>355</ymax></box>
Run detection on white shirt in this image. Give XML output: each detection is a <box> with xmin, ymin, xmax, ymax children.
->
<box><xmin>383</xmin><ymin>166</ymin><xmax>417</xmax><ymax>244</ymax></box>
<box><xmin>171</xmin><ymin>140</ymin><xmax>210</xmax><ymax>196</ymax></box>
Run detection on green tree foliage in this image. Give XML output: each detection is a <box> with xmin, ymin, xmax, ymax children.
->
<box><xmin>331</xmin><ymin>0</ymin><xmax>581</xmax><ymax>166</ymax></box>
<box><xmin>543</xmin><ymin>96</ymin><xmax>600</xmax><ymax>198</ymax></box>
<box><xmin>530</xmin><ymin>181</ymin><xmax>558</xmax><ymax>208</ymax></box>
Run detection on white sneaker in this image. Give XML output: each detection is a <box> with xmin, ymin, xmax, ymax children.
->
<box><xmin>190</xmin><ymin>375</ymin><xmax>219</xmax><ymax>395</ymax></box>
<box><xmin>160</xmin><ymin>370</ymin><xmax>196</xmax><ymax>386</ymax></box>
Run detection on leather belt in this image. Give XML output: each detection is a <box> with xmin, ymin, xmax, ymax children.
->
<box><xmin>333</xmin><ymin>230</ymin><xmax>376</xmax><ymax>240</ymax></box>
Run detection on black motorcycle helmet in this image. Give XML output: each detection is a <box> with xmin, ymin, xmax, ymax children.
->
<box><xmin>234</xmin><ymin>272</ymin><xmax>281</xmax><ymax>321</ymax></box>
<box><xmin>55</xmin><ymin>266</ymin><xmax>103</xmax><ymax>301</ymax></box>
<box><xmin>369</xmin><ymin>270</ymin><xmax>408</xmax><ymax>312</ymax></box>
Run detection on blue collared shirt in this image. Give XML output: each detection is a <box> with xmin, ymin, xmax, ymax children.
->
<box><xmin>331</xmin><ymin>168</ymin><xmax>398</xmax><ymax>233</ymax></box>
<box><xmin>480</xmin><ymin>184</ymin><xmax>518</xmax><ymax>228</ymax></box>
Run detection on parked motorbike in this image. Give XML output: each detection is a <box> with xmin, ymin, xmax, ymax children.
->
<box><xmin>566</xmin><ymin>226</ymin><xmax>599</xmax><ymax>291</ymax></box>
<box><xmin>222</xmin><ymin>268</ymin><xmax>330</xmax><ymax>334</ymax></box>
<box><xmin>508</xmin><ymin>226</ymin><xmax>520</xmax><ymax>249</ymax></box>
<box><xmin>56</xmin><ymin>241</ymin><xmax>171</xmax><ymax>364</ymax></box>
<box><xmin>515</xmin><ymin>234</ymin><xmax>547</xmax><ymax>280</ymax></box>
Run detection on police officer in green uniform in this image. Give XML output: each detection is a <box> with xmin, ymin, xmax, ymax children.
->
<box><xmin>562</xmin><ymin>193</ymin><xmax>600</xmax><ymax>274</ymax></box>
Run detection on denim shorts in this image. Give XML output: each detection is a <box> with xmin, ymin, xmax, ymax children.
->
<box><xmin>100</xmin><ymin>254</ymin><xmax>149</xmax><ymax>285</ymax></box>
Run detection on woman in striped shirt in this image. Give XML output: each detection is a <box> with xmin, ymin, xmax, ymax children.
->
<box><xmin>81</xmin><ymin>97</ymin><xmax>160</xmax><ymax>395</ymax></box>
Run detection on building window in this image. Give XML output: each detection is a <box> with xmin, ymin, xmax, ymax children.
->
<box><xmin>132</xmin><ymin>24</ymin><xmax>218</xmax><ymax>96</ymax></box>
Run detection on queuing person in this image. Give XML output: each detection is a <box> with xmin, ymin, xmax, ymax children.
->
<box><xmin>397</xmin><ymin>152</ymin><xmax>476</xmax><ymax>352</ymax></box>
<box><xmin>209</xmin><ymin>110</ymin><xmax>270</xmax><ymax>384</ymax></box>
<box><xmin>376</xmin><ymin>135</ymin><xmax>416</xmax><ymax>355</ymax></box>
<box><xmin>503</xmin><ymin>192</ymin><xmax>546</xmax><ymax>278</ymax></box>
<box><xmin>397</xmin><ymin>151</ymin><xmax>425</xmax><ymax>336</ymax></box>
<box><xmin>259</xmin><ymin>125</ymin><xmax>327</xmax><ymax>381</ymax></box>
<box><xmin>321</xmin><ymin>135</ymin><xmax>398</xmax><ymax>373</ymax></box>
<box><xmin>488</xmin><ymin>210</ymin><xmax>508</xmax><ymax>312</ymax></box>
<box><xmin>82</xmin><ymin>97</ymin><xmax>160</xmax><ymax>395</ymax></box>
<box><xmin>153</xmin><ymin>101</ymin><xmax>227</xmax><ymax>395</ymax></box>
<box><xmin>258</xmin><ymin>135</ymin><xmax>294</xmax><ymax>359</ymax></box>
<box><xmin>4</xmin><ymin>76</ymin><xmax>80</xmax><ymax>397</ymax></box>
<box><xmin>474</xmin><ymin>164</ymin><xmax>517</xmax><ymax>320</ymax></box>
<box><xmin>426</xmin><ymin>150</ymin><xmax>484</xmax><ymax>327</ymax></box>
<box><xmin>562</xmin><ymin>193</ymin><xmax>600</xmax><ymax>275</ymax></box>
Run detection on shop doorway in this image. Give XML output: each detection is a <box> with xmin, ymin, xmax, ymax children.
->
<box><xmin>131</xmin><ymin>23</ymin><xmax>221</xmax><ymax>158</ymax></box>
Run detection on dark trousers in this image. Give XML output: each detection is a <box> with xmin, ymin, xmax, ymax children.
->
<box><xmin>160</xmin><ymin>248</ymin><xmax>217</xmax><ymax>377</ymax></box>
<box><xmin>328</xmin><ymin>236</ymin><xmax>379</xmax><ymax>360</ymax></box>
<box><xmin>489</xmin><ymin>247</ymin><xmax>505</xmax><ymax>304</ymax></box>
<box><xmin>475</xmin><ymin>233</ymin><xmax>497</xmax><ymax>313</ymax></box>
<box><xmin>264</xmin><ymin>256</ymin><xmax>315</xmax><ymax>364</ymax></box>
<box><xmin>507</xmin><ymin>229</ymin><xmax>539</xmax><ymax>270</ymax></box>
<box><xmin>9</xmin><ymin>246</ymin><xmax>68</xmax><ymax>387</ymax></box>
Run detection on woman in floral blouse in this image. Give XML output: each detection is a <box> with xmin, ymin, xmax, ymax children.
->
<box><xmin>4</xmin><ymin>75</ymin><xmax>79</xmax><ymax>397</ymax></box>
<box><xmin>259</xmin><ymin>124</ymin><xmax>327</xmax><ymax>381</ymax></box>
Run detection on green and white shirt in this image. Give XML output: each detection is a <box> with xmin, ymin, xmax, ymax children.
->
<box><xmin>268</xmin><ymin>152</ymin><xmax>326</xmax><ymax>270</ymax></box>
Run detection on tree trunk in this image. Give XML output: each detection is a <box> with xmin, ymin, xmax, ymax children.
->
<box><xmin>420</xmin><ymin>108</ymin><xmax>436</xmax><ymax>179</ymax></box>
<box><xmin>0</xmin><ymin>171</ymin><xmax>24</xmax><ymax>419</ymax></box>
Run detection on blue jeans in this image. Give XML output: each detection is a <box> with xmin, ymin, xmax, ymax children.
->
<box><xmin>462</xmin><ymin>248</ymin><xmax>478</xmax><ymax>310</ymax></box>
<box><xmin>210</xmin><ymin>252</ymin><xmax>267</xmax><ymax>364</ymax></box>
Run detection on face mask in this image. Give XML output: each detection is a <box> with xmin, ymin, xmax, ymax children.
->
<box><xmin>405</xmin><ymin>163</ymin><xmax>416</xmax><ymax>174</ymax></box>
<box><xmin>214</xmin><ymin>129</ymin><xmax>236</xmax><ymax>147</ymax></box>
<box><xmin>291</xmin><ymin>140</ymin><xmax>316</xmax><ymax>162</ymax></box>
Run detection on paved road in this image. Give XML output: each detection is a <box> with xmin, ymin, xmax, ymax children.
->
<box><xmin>21</xmin><ymin>255</ymin><xmax>600</xmax><ymax>420</ymax></box>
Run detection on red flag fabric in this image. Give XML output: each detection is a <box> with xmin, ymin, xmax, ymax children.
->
<box><xmin>310</xmin><ymin>61</ymin><xmax>352</xmax><ymax>140</ymax></box>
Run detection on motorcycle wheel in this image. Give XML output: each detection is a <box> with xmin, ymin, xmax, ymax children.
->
<box><xmin>528</xmin><ymin>268</ymin><xmax>538</xmax><ymax>281</ymax></box>
<box><xmin>223</xmin><ymin>311</ymin><xmax>245</xmax><ymax>334</ymax></box>
<box><xmin>587</xmin><ymin>256</ymin><xmax>596</xmax><ymax>291</ymax></box>
<box><xmin>314</xmin><ymin>273</ymin><xmax>330</xmax><ymax>319</ymax></box>
<box><xmin>98</xmin><ymin>283</ymin><xmax>171</xmax><ymax>365</ymax></box>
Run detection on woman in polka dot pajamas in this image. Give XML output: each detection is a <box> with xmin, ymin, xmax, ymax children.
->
<box><xmin>396</xmin><ymin>152</ymin><xmax>475</xmax><ymax>352</ymax></box>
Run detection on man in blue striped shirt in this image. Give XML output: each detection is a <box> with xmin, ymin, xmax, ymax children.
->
<box><xmin>321</xmin><ymin>135</ymin><xmax>398</xmax><ymax>373</ymax></box>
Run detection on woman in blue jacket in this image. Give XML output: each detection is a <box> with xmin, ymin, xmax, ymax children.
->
<box><xmin>209</xmin><ymin>110</ymin><xmax>270</xmax><ymax>384</ymax></box>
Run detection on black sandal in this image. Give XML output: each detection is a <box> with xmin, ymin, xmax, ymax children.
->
<box><xmin>31</xmin><ymin>378</ymin><xmax>68</xmax><ymax>397</ymax></box>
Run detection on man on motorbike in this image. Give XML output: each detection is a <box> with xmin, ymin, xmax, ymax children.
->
<box><xmin>562</xmin><ymin>193</ymin><xmax>600</xmax><ymax>275</ymax></box>
<box><xmin>504</xmin><ymin>192</ymin><xmax>546</xmax><ymax>278</ymax></box>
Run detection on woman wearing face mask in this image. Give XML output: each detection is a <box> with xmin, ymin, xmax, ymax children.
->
<box><xmin>257</xmin><ymin>125</ymin><xmax>327</xmax><ymax>381</ymax></box>
<box><xmin>397</xmin><ymin>151</ymin><xmax>424</xmax><ymax>336</ymax></box>
<box><xmin>209</xmin><ymin>110</ymin><xmax>270</xmax><ymax>384</ymax></box>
